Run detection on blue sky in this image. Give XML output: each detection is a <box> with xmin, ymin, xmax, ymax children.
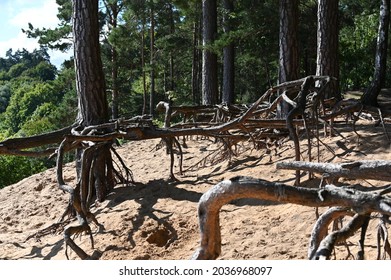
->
<box><xmin>0</xmin><ymin>0</ymin><xmax>71</xmax><ymax>68</ymax></box>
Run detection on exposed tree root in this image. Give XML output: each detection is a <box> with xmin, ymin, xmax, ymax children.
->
<box><xmin>377</xmin><ymin>215</ymin><xmax>391</xmax><ymax>259</ymax></box>
<box><xmin>276</xmin><ymin>160</ymin><xmax>391</xmax><ymax>182</ymax></box>
<box><xmin>307</xmin><ymin>207</ymin><xmax>354</xmax><ymax>259</ymax></box>
<box><xmin>191</xmin><ymin>176</ymin><xmax>391</xmax><ymax>260</ymax></box>
<box><xmin>312</xmin><ymin>214</ymin><xmax>369</xmax><ymax>260</ymax></box>
<box><xmin>356</xmin><ymin>215</ymin><xmax>370</xmax><ymax>260</ymax></box>
<box><xmin>53</xmin><ymin>131</ymin><xmax>133</xmax><ymax>259</ymax></box>
<box><xmin>2</xmin><ymin>75</ymin><xmax>389</xmax><ymax>259</ymax></box>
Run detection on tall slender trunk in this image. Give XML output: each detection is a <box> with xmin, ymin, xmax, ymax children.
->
<box><xmin>278</xmin><ymin>0</ymin><xmax>299</xmax><ymax>83</ymax></box>
<box><xmin>222</xmin><ymin>0</ymin><xmax>235</xmax><ymax>105</ymax></box>
<box><xmin>111</xmin><ymin>47</ymin><xmax>118</xmax><ymax>119</ymax></box>
<box><xmin>362</xmin><ymin>0</ymin><xmax>390</xmax><ymax>106</ymax></box>
<box><xmin>141</xmin><ymin>12</ymin><xmax>147</xmax><ymax>115</ymax></box>
<box><xmin>73</xmin><ymin>1</ymin><xmax>108</xmax><ymax>126</ymax></box>
<box><xmin>150</xmin><ymin>3</ymin><xmax>155</xmax><ymax>116</ymax></box>
<box><xmin>192</xmin><ymin>9</ymin><xmax>201</xmax><ymax>105</ymax></box>
<box><xmin>202</xmin><ymin>0</ymin><xmax>218</xmax><ymax>105</ymax></box>
<box><xmin>168</xmin><ymin>3</ymin><xmax>175</xmax><ymax>92</ymax></box>
<box><xmin>316</xmin><ymin>0</ymin><xmax>340</xmax><ymax>100</ymax></box>
<box><xmin>72</xmin><ymin>0</ymin><xmax>113</xmax><ymax>202</ymax></box>
<box><xmin>277</xmin><ymin>0</ymin><xmax>299</xmax><ymax>118</ymax></box>
<box><xmin>111</xmin><ymin>4</ymin><xmax>120</xmax><ymax>119</ymax></box>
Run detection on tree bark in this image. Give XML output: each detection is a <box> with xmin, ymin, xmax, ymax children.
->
<box><xmin>278</xmin><ymin>0</ymin><xmax>299</xmax><ymax>84</ymax></box>
<box><xmin>277</xmin><ymin>0</ymin><xmax>299</xmax><ymax>118</ymax></box>
<box><xmin>192</xmin><ymin>6</ymin><xmax>202</xmax><ymax>105</ymax></box>
<box><xmin>222</xmin><ymin>0</ymin><xmax>235</xmax><ymax>105</ymax></box>
<box><xmin>361</xmin><ymin>0</ymin><xmax>390</xmax><ymax>107</ymax></box>
<box><xmin>316</xmin><ymin>0</ymin><xmax>340</xmax><ymax>100</ymax></box>
<box><xmin>202</xmin><ymin>0</ymin><xmax>218</xmax><ymax>105</ymax></box>
<box><xmin>72</xmin><ymin>0</ymin><xmax>115</xmax><ymax>203</ymax></box>
<box><xmin>73</xmin><ymin>0</ymin><xmax>108</xmax><ymax>126</ymax></box>
<box><xmin>141</xmin><ymin>10</ymin><xmax>147</xmax><ymax>115</ymax></box>
<box><xmin>168</xmin><ymin>3</ymin><xmax>175</xmax><ymax>92</ymax></box>
<box><xmin>103</xmin><ymin>0</ymin><xmax>122</xmax><ymax>119</ymax></box>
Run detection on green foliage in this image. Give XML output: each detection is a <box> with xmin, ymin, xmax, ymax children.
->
<box><xmin>22</xmin><ymin>61</ymin><xmax>57</xmax><ymax>81</ymax></box>
<box><xmin>23</xmin><ymin>0</ymin><xmax>73</xmax><ymax>51</ymax></box>
<box><xmin>339</xmin><ymin>3</ymin><xmax>379</xmax><ymax>90</ymax></box>
<box><xmin>0</xmin><ymin>48</ymin><xmax>76</xmax><ymax>188</ymax></box>
<box><xmin>2</xmin><ymin>81</ymin><xmax>59</xmax><ymax>134</ymax></box>
<box><xmin>0</xmin><ymin>83</ymin><xmax>11</xmax><ymax>113</ymax></box>
<box><xmin>0</xmin><ymin>155</ymin><xmax>47</xmax><ymax>188</ymax></box>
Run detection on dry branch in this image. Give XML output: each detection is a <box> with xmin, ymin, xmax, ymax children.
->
<box><xmin>307</xmin><ymin>207</ymin><xmax>354</xmax><ymax>259</ymax></box>
<box><xmin>312</xmin><ymin>213</ymin><xmax>369</xmax><ymax>260</ymax></box>
<box><xmin>286</xmin><ymin>76</ymin><xmax>315</xmax><ymax>185</ymax></box>
<box><xmin>0</xmin><ymin>125</ymin><xmax>73</xmax><ymax>157</ymax></box>
<box><xmin>276</xmin><ymin>160</ymin><xmax>391</xmax><ymax>182</ymax></box>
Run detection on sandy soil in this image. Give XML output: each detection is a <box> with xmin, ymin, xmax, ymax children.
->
<box><xmin>0</xmin><ymin>119</ymin><xmax>390</xmax><ymax>260</ymax></box>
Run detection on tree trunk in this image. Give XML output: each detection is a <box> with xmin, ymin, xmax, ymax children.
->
<box><xmin>277</xmin><ymin>0</ymin><xmax>299</xmax><ymax>118</ymax></box>
<box><xmin>192</xmin><ymin>7</ymin><xmax>202</xmax><ymax>105</ymax></box>
<box><xmin>361</xmin><ymin>0</ymin><xmax>390</xmax><ymax>107</ymax></box>
<box><xmin>202</xmin><ymin>0</ymin><xmax>218</xmax><ymax>105</ymax></box>
<box><xmin>316</xmin><ymin>0</ymin><xmax>340</xmax><ymax>100</ymax></box>
<box><xmin>104</xmin><ymin>0</ymin><xmax>121</xmax><ymax>120</ymax></box>
<box><xmin>73</xmin><ymin>0</ymin><xmax>108</xmax><ymax>126</ymax></box>
<box><xmin>278</xmin><ymin>0</ymin><xmax>299</xmax><ymax>84</ymax></box>
<box><xmin>111</xmin><ymin>47</ymin><xmax>119</xmax><ymax>119</ymax></box>
<box><xmin>222</xmin><ymin>0</ymin><xmax>235</xmax><ymax>105</ymax></box>
<box><xmin>150</xmin><ymin>3</ymin><xmax>155</xmax><ymax>117</ymax></box>
<box><xmin>141</xmin><ymin>9</ymin><xmax>147</xmax><ymax>115</ymax></box>
<box><xmin>168</xmin><ymin>3</ymin><xmax>175</xmax><ymax>92</ymax></box>
<box><xmin>72</xmin><ymin>0</ymin><xmax>113</xmax><ymax>202</ymax></box>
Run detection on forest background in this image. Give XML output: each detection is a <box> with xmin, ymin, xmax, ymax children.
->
<box><xmin>0</xmin><ymin>0</ymin><xmax>386</xmax><ymax>187</ymax></box>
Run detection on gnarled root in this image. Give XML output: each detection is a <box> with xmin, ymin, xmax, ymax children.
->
<box><xmin>64</xmin><ymin>220</ymin><xmax>92</xmax><ymax>260</ymax></box>
<box><xmin>63</xmin><ymin>214</ymin><xmax>104</xmax><ymax>260</ymax></box>
<box><xmin>308</xmin><ymin>207</ymin><xmax>354</xmax><ymax>259</ymax></box>
<box><xmin>377</xmin><ymin>215</ymin><xmax>391</xmax><ymax>259</ymax></box>
<box><xmin>56</xmin><ymin>138</ymin><xmax>117</xmax><ymax>259</ymax></box>
<box><xmin>191</xmin><ymin>176</ymin><xmax>391</xmax><ymax>260</ymax></box>
<box><xmin>311</xmin><ymin>214</ymin><xmax>369</xmax><ymax>260</ymax></box>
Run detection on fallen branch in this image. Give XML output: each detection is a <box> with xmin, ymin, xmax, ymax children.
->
<box><xmin>0</xmin><ymin>125</ymin><xmax>73</xmax><ymax>157</ymax></box>
<box><xmin>312</xmin><ymin>213</ymin><xmax>369</xmax><ymax>260</ymax></box>
<box><xmin>191</xmin><ymin>176</ymin><xmax>391</xmax><ymax>260</ymax></box>
<box><xmin>286</xmin><ymin>76</ymin><xmax>314</xmax><ymax>185</ymax></box>
<box><xmin>307</xmin><ymin>207</ymin><xmax>354</xmax><ymax>259</ymax></box>
<box><xmin>276</xmin><ymin>160</ymin><xmax>391</xmax><ymax>182</ymax></box>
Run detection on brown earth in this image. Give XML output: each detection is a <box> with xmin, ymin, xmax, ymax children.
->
<box><xmin>0</xmin><ymin>118</ymin><xmax>390</xmax><ymax>260</ymax></box>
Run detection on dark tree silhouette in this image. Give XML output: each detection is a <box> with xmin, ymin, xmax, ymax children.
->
<box><xmin>202</xmin><ymin>0</ymin><xmax>218</xmax><ymax>105</ymax></box>
<box><xmin>222</xmin><ymin>0</ymin><xmax>235</xmax><ymax>105</ymax></box>
<box><xmin>316</xmin><ymin>0</ymin><xmax>340</xmax><ymax>99</ymax></box>
<box><xmin>277</xmin><ymin>0</ymin><xmax>299</xmax><ymax>118</ymax></box>
<box><xmin>361</xmin><ymin>0</ymin><xmax>390</xmax><ymax>107</ymax></box>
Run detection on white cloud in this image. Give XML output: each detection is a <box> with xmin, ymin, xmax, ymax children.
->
<box><xmin>9</xmin><ymin>0</ymin><xmax>59</xmax><ymax>30</ymax></box>
<box><xmin>50</xmin><ymin>48</ymin><xmax>74</xmax><ymax>69</ymax></box>
<box><xmin>0</xmin><ymin>0</ymin><xmax>72</xmax><ymax>68</ymax></box>
<box><xmin>0</xmin><ymin>31</ymin><xmax>38</xmax><ymax>56</ymax></box>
